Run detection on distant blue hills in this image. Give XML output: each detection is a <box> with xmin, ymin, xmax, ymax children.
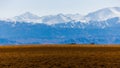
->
<box><xmin>0</xmin><ymin>7</ymin><xmax>120</xmax><ymax>45</ymax></box>
<box><xmin>0</xmin><ymin>17</ymin><xmax>120</xmax><ymax>45</ymax></box>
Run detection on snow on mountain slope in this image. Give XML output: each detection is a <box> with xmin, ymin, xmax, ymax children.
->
<box><xmin>7</xmin><ymin>13</ymin><xmax>72</xmax><ymax>25</ymax></box>
<box><xmin>0</xmin><ymin>17</ymin><xmax>9</xmax><ymax>22</ymax></box>
<box><xmin>1</xmin><ymin>7</ymin><xmax>120</xmax><ymax>25</ymax></box>
<box><xmin>110</xmin><ymin>7</ymin><xmax>120</xmax><ymax>16</ymax></box>
<box><xmin>10</xmin><ymin>12</ymin><xmax>42</xmax><ymax>23</ymax></box>
<box><xmin>40</xmin><ymin>13</ymin><xmax>72</xmax><ymax>25</ymax></box>
<box><xmin>85</xmin><ymin>7</ymin><xmax>120</xmax><ymax>22</ymax></box>
<box><xmin>65</xmin><ymin>14</ymin><xmax>85</xmax><ymax>22</ymax></box>
<box><xmin>5</xmin><ymin>13</ymin><xmax>84</xmax><ymax>25</ymax></box>
<box><xmin>113</xmin><ymin>7</ymin><xmax>120</xmax><ymax>12</ymax></box>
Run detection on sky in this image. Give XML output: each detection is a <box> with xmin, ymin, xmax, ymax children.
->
<box><xmin>0</xmin><ymin>0</ymin><xmax>120</xmax><ymax>18</ymax></box>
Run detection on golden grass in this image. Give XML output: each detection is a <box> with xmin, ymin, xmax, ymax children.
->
<box><xmin>0</xmin><ymin>45</ymin><xmax>120</xmax><ymax>68</ymax></box>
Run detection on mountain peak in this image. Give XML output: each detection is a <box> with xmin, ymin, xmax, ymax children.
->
<box><xmin>10</xmin><ymin>12</ymin><xmax>41</xmax><ymax>23</ymax></box>
<box><xmin>2</xmin><ymin>7</ymin><xmax>120</xmax><ymax>24</ymax></box>
<box><xmin>85</xmin><ymin>7</ymin><xmax>120</xmax><ymax>21</ymax></box>
<box><xmin>24</xmin><ymin>12</ymin><xmax>33</xmax><ymax>14</ymax></box>
<box><xmin>22</xmin><ymin>12</ymin><xmax>33</xmax><ymax>15</ymax></box>
<box><xmin>15</xmin><ymin>12</ymin><xmax>40</xmax><ymax>19</ymax></box>
<box><xmin>57</xmin><ymin>13</ymin><xmax>65</xmax><ymax>17</ymax></box>
<box><xmin>40</xmin><ymin>13</ymin><xmax>72</xmax><ymax>25</ymax></box>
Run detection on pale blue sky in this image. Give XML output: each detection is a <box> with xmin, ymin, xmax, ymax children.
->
<box><xmin>0</xmin><ymin>0</ymin><xmax>120</xmax><ymax>18</ymax></box>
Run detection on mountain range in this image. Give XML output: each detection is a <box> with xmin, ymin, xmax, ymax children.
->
<box><xmin>0</xmin><ymin>7</ymin><xmax>120</xmax><ymax>45</ymax></box>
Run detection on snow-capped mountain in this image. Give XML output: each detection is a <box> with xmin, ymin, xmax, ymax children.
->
<box><xmin>65</xmin><ymin>14</ymin><xmax>85</xmax><ymax>22</ymax></box>
<box><xmin>0</xmin><ymin>16</ymin><xmax>120</xmax><ymax>45</ymax></box>
<box><xmin>85</xmin><ymin>7</ymin><xmax>120</xmax><ymax>21</ymax></box>
<box><xmin>3</xmin><ymin>7</ymin><xmax>120</xmax><ymax>25</ymax></box>
<box><xmin>0</xmin><ymin>7</ymin><xmax>120</xmax><ymax>45</ymax></box>
<box><xmin>10</xmin><ymin>12</ymin><xmax>42</xmax><ymax>23</ymax></box>
<box><xmin>7</xmin><ymin>13</ymin><xmax>72</xmax><ymax>25</ymax></box>
<box><xmin>40</xmin><ymin>13</ymin><xmax>72</xmax><ymax>25</ymax></box>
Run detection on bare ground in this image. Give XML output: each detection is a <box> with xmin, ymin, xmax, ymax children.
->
<box><xmin>0</xmin><ymin>45</ymin><xmax>120</xmax><ymax>68</ymax></box>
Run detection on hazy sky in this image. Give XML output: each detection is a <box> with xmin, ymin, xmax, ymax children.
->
<box><xmin>0</xmin><ymin>0</ymin><xmax>120</xmax><ymax>18</ymax></box>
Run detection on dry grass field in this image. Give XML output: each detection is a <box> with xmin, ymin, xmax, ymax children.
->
<box><xmin>0</xmin><ymin>45</ymin><xmax>120</xmax><ymax>68</ymax></box>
